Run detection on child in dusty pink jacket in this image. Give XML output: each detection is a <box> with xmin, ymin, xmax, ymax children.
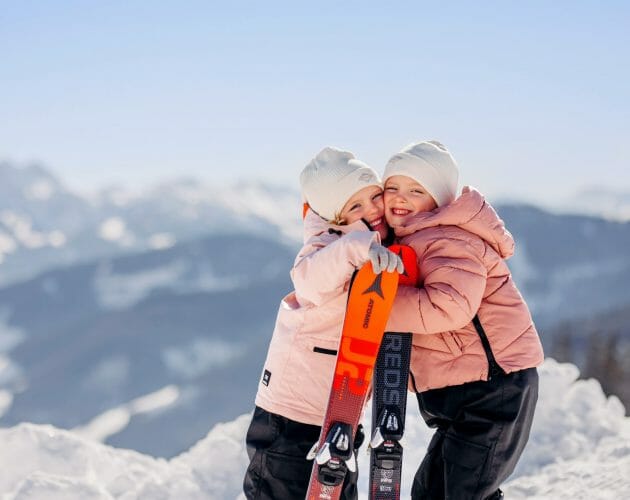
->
<box><xmin>382</xmin><ymin>141</ymin><xmax>544</xmax><ymax>500</ymax></box>
<box><xmin>243</xmin><ymin>147</ymin><xmax>403</xmax><ymax>500</ymax></box>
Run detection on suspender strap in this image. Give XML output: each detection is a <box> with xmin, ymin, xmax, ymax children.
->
<box><xmin>472</xmin><ymin>315</ymin><xmax>506</xmax><ymax>380</ymax></box>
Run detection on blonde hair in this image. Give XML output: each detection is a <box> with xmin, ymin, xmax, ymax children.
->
<box><xmin>331</xmin><ymin>211</ymin><xmax>347</xmax><ymax>225</ymax></box>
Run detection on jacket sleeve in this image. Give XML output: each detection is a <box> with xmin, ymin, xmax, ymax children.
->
<box><xmin>385</xmin><ymin>234</ymin><xmax>487</xmax><ymax>334</ymax></box>
<box><xmin>291</xmin><ymin>230</ymin><xmax>379</xmax><ymax>306</ymax></box>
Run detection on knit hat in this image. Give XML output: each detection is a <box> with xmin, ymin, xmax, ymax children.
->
<box><xmin>300</xmin><ymin>147</ymin><xmax>381</xmax><ymax>221</ymax></box>
<box><xmin>383</xmin><ymin>140</ymin><xmax>459</xmax><ymax>207</ymax></box>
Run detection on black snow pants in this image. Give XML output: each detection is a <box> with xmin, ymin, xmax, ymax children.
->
<box><xmin>411</xmin><ymin>367</ymin><xmax>539</xmax><ymax>500</ymax></box>
<box><xmin>243</xmin><ymin>406</ymin><xmax>359</xmax><ymax>500</ymax></box>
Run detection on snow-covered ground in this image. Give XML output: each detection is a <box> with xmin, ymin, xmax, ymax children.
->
<box><xmin>1</xmin><ymin>359</ymin><xmax>629</xmax><ymax>499</ymax></box>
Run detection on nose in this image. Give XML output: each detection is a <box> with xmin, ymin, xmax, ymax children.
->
<box><xmin>391</xmin><ymin>192</ymin><xmax>406</xmax><ymax>203</ymax></box>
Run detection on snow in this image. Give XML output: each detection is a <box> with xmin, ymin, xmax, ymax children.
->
<box><xmin>0</xmin><ymin>231</ymin><xmax>17</xmax><ymax>264</ymax></box>
<box><xmin>557</xmin><ymin>188</ymin><xmax>630</xmax><ymax>222</ymax></box>
<box><xmin>147</xmin><ymin>233</ymin><xmax>176</xmax><ymax>250</ymax></box>
<box><xmin>0</xmin><ymin>212</ymin><xmax>47</xmax><ymax>249</ymax></box>
<box><xmin>0</xmin><ymin>211</ymin><xmax>67</xmax><ymax>251</ymax></box>
<box><xmin>73</xmin><ymin>385</ymin><xmax>180</xmax><ymax>444</ymax></box>
<box><xmin>98</xmin><ymin>217</ymin><xmax>132</xmax><ymax>244</ymax></box>
<box><xmin>0</xmin><ymin>312</ymin><xmax>26</xmax><ymax>417</ymax></box>
<box><xmin>216</xmin><ymin>183</ymin><xmax>302</xmax><ymax>241</ymax></box>
<box><xmin>24</xmin><ymin>180</ymin><xmax>55</xmax><ymax>201</ymax></box>
<box><xmin>161</xmin><ymin>339</ymin><xmax>245</xmax><ymax>380</ymax></box>
<box><xmin>93</xmin><ymin>260</ymin><xmax>244</xmax><ymax>310</ymax></box>
<box><xmin>0</xmin><ymin>359</ymin><xmax>629</xmax><ymax>499</ymax></box>
<box><xmin>93</xmin><ymin>260</ymin><xmax>188</xmax><ymax>310</ymax></box>
<box><xmin>47</xmin><ymin>230</ymin><xmax>67</xmax><ymax>248</ymax></box>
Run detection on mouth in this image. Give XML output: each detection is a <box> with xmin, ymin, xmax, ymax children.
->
<box><xmin>391</xmin><ymin>208</ymin><xmax>412</xmax><ymax>216</ymax></box>
<box><xmin>369</xmin><ymin>217</ymin><xmax>383</xmax><ymax>228</ymax></box>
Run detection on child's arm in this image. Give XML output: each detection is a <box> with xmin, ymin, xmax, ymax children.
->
<box><xmin>386</xmin><ymin>235</ymin><xmax>487</xmax><ymax>334</ymax></box>
<box><xmin>291</xmin><ymin>230</ymin><xmax>379</xmax><ymax>306</ymax></box>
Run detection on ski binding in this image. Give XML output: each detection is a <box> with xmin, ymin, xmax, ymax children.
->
<box><xmin>307</xmin><ymin>422</ymin><xmax>356</xmax><ymax>486</ymax></box>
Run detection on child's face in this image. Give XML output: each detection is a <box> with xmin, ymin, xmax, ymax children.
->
<box><xmin>384</xmin><ymin>175</ymin><xmax>438</xmax><ymax>227</ymax></box>
<box><xmin>338</xmin><ymin>185</ymin><xmax>388</xmax><ymax>239</ymax></box>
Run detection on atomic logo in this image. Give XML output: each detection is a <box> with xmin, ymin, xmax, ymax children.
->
<box><xmin>362</xmin><ymin>273</ymin><xmax>384</xmax><ymax>299</ymax></box>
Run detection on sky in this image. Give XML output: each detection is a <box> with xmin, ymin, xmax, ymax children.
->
<box><xmin>1</xmin><ymin>1</ymin><xmax>629</xmax><ymax>204</ymax></box>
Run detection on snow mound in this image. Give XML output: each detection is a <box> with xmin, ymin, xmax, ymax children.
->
<box><xmin>0</xmin><ymin>360</ymin><xmax>629</xmax><ymax>499</ymax></box>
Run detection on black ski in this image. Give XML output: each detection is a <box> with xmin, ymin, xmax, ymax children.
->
<box><xmin>369</xmin><ymin>244</ymin><xmax>417</xmax><ymax>500</ymax></box>
<box><xmin>369</xmin><ymin>331</ymin><xmax>413</xmax><ymax>499</ymax></box>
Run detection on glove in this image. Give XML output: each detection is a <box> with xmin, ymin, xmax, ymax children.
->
<box><xmin>368</xmin><ymin>242</ymin><xmax>405</xmax><ymax>274</ymax></box>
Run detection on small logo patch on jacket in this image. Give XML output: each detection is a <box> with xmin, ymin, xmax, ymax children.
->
<box><xmin>262</xmin><ymin>369</ymin><xmax>272</xmax><ymax>386</ymax></box>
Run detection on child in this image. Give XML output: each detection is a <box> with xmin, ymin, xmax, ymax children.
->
<box><xmin>382</xmin><ymin>140</ymin><xmax>544</xmax><ymax>500</ymax></box>
<box><xmin>243</xmin><ymin>147</ymin><xmax>403</xmax><ymax>500</ymax></box>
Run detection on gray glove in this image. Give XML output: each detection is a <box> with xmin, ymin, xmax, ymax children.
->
<box><xmin>368</xmin><ymin>242</ymin><xmax>405</xmax><ymax>274</ymax></box>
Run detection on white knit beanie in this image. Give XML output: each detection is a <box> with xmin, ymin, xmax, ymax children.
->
<box><xmin>383</xmin><ymin>140</ymin><xmax>459</xmax><ymax>207</ymax></box>
<box><xmin>300</xmin><ymin>147</ymin><xmax>381</xmax><ymax>221</ymax></box>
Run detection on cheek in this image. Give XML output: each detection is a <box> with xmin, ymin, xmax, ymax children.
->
<box><xmin>383</xmin><ymin>193</ymin><xmax>395</xmax><ymax>208</ymax></box>
<box><xmin>373</xmin><ymin>198</ymin><xmax>385</xmax><ymax>216</ymax></box>
<box><xmin>422</xmin><ymin>196</ymin><xmax>437</xmax><ymax>211</ymax></box>
<box><xmin>413</xmin><ymin>199</ymin><xmax>435</xmax><ymax>213</ymax></box>
<box><xmin>343</xmin><ymin>213</ymin><xmax>361</xmax><ymax>225</ymax></box>
<box><xmin>384</xmin><ymin>209</ymin><xmax>397</xmax><ymax>226</ymax></box>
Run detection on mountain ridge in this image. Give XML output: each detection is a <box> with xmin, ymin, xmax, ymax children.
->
<box><xmin>1</xmin><ymin>160</ymin><xmax>629</xmax><ymax>456</ymax></box>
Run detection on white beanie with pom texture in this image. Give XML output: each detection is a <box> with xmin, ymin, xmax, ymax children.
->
<box><xmin>383</xmin><ymin>140</ymin><xmax>459</xmax><ymax>207</ymax></box>
<box><xmin>300</xmin><ymin>147</ymin><xmax>381</xmax><ymax>221</ymax></box>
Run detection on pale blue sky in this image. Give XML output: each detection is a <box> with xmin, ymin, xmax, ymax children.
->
<box><xmin>2</xmin><ymin>1</ymin><xmax>629</xmax><ymax>203</ymax></box>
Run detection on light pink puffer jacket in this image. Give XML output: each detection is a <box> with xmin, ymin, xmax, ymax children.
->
<box><xmin>385</xmin><ymin>187</ymin><xmax>544</xmax><ymax>392</ymax></box>
<box><xmin>255</xmin><ymin>209</ymin><xmax>379</xmax><ymax>425</ymax></box>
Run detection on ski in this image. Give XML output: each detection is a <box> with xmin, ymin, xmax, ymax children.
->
<box><xmin>306</xmin><ymin>258</ymin><xmax>400</xmax><ymax>500</ymax></box>
<box><xmin>369</xmin><ymin>245</ymin><xmax>418</xmax><ymax>500</ymax></box>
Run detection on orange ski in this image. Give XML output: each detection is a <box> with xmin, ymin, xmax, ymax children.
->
<box><xmin>306</xmin><ymin>258</ymin><xmax>400</xmax><ymax>500</ymax></box>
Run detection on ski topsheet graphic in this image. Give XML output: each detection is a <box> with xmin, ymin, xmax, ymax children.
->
<box><xmin>369</xmin><ymin>332</ymin><xmax>413</xmax><ymax>499</ymax></box>
<box><xmin>306</xmin><ymin>259</ymin><xmax>399</xmax><ymax>500</ymax></box>
<box><xmin>369</xmin><ymin>245</ymin><xmax>418</xmax><ymax>500</ymax></box>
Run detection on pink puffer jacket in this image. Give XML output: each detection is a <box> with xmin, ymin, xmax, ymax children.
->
<box><xmin>255</xmin><ymin>209</ymin><xmax>379</xmax><ymax>425</ymax></box>
<box><xmin>385</xmin><ymin>187</ymin><xmax>544</xmax><ymax>392</ymax></box>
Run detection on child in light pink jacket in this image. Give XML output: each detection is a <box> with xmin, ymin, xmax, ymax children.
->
<box><xmin>382</xmin><ymin>141</ymin><xmax>544</xmax><ymax>500</ymax></box>
<box><xmin>243</xmin><ymin>147</ymin><xmax>403</xmax><ymax>500</ymax></box>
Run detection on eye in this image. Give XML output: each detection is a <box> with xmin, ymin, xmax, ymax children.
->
<box><xmin>385</xmin><ymin>186</ymin><xmax>397</xmax><ymax>192</ymax></box>
<box><xmin>372</xmin><ymin>193</ymin><xmax>383</xmax><ymax>201</ymax></box>
<box><xmin>349</xmin><ymin>203</ymin><xmax>361</xmax><ymax>211</ymax></box>
<box><xmin>412</xmin><ymin>189</ymin><xmax>424</xmax><ymax>194</ymax></box>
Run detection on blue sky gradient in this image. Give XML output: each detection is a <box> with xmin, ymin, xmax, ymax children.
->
<box><xmin>2</xmin><ymin>1</ymin><xmax>629</xmax><ymax>202</ymax></box>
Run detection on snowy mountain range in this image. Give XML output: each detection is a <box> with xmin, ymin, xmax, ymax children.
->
<box><xmin>559</xmin><ymin>186</ymin><xmax>630</xmax><ymax>221</ymax></box>
<box><xmin>1</xmin><ymin>160</ymin><xmax>629</xmax><ymax>459</ymax></box>
<box><xmin>0</xmin><ymin>160</ymin><xmax>301</xmax><ymax>288</ymax></box>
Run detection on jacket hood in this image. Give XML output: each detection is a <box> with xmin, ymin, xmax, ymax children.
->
<box><xmin>394</xmin><ymin>186</ymin><xmax>515</xmax><ymax>258</ymax></box>
<box><xmin>302</xmin><ymin>207</ymin><xmax>372</xmax><ymax>242</ymax></box>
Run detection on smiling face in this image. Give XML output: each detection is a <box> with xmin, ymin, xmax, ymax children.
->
<box><xmin>383</xmin><ymin>175</ymin><xmax>438</xmax><ymax>227</ymax></box>
<box><xmin>337</xmin><ymin>185</ymin><xmax>388</xmax><ymax>239</ymax></box>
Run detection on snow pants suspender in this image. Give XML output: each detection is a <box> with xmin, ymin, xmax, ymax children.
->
<box><xmin>472</xmin><ymin>315</ymin><xmax>506</xmax><ymax>380</ymax></box>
